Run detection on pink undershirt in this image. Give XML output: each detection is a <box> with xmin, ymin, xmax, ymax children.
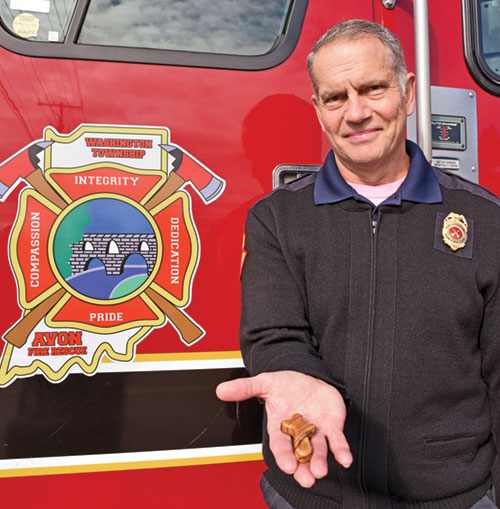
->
<box><xmin>346</xmin><ymin>175</ymin><xmax>406</xmax><ymax>206</ymax></box>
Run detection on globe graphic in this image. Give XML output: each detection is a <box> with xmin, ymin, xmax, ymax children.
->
<box><xmin>52</xmin><ymin>197</ymin><xmax>158</xmax><ymax>301</ymax></box>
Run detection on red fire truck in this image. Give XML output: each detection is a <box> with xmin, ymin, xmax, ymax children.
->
<box><xmin>0</xmin><ymin>0</ymin><xmax>498</xmax><ymax>506</ymax></box>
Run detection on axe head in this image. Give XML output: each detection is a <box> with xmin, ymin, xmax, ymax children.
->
<box><xmin>0</xmin><ymin>140</ymin><xmax>53</xmax><ymax>201</ymax></box>
<box><xmin>28</xmin><ymin>141</ymin><xmax>53</xmax><ymax>168</ymax></box>
<box><xmin>163</xmin><ymin>145</ymin><xmax>184</xmax><ymax>172</ymax></box>
<box><xmin>161</xmin><ymin>144</ymin><xmax>225</xmax><ymax>203</ymax></box>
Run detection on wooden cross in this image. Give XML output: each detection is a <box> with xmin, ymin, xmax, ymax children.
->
<box><xmin>280</xmin><ymin>413</ymin><xmax>317</xmax><ymax>463</ymax></box>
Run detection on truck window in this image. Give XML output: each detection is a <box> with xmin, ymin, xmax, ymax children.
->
<box><xmin>0</xmin><ymin>0</ymin><xmax>305</xmax><ymax>68</ymax></box>
<box><xmin>476</xmin><ymin>1</ymin><xmax>500</xmax><ymax>79</ymax></box>
<box><xmin>0</xmin><ymin>0</ymin><xmax>77</xmax><ymax>42</ymax></box>
<box><xmin>79</xmin><ymin>0</ymin><xmax>292</xmax><ymax>56</ymax></box>
<box><xmin>463</xmin><ymin>0</ymin><xmax>500</xmax><ymax>95</ymax></box>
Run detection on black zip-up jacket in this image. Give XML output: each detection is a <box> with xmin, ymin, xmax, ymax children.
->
<box><xmin>240</xmin><ymin>141</ymin><xmax>500</xmax><ymax>508</ymax></box>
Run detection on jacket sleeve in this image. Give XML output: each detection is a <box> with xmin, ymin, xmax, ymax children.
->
<box><xmin>239</xmin><ymin>201</ymin><xmax>348</xmax><ymax>396</ymax></box>
<box><xmin>479</xmin><ymin>268</ymin><xmax>500</xmax><ymax>442</ymax></box>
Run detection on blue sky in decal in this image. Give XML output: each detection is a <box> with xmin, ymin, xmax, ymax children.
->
<box><xmin>84</xmin><ymin>198</ymin><xmax>153</xmax><ymax>234</ymax></box>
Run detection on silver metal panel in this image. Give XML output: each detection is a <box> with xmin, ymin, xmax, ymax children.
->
<box><xmin>272</xmin><ymin>164</ymin><xmax>321</xmax><ymax>189</ymax></box>
<box><xmin>407</xmin><ymin>86</ymin><xmax>479</xmax><ymax>183</ymax></box>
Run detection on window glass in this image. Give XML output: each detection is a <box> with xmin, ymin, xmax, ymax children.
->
<box><xmin>78</xmin><ymin>0</ymin><xmax>293</xmax><ymax>56</ymax></box>
<box><xmin>0</xmin><ymin>0</ymin><xmax>77</xmax><ymax>42</ymax></box>
<box><xmin>478</xmin><ymin>0</ymin><xmax>500</xmax><ymax>78</ymax></box>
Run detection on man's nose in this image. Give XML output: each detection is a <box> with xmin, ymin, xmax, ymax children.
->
<box><xmin>344</xmin><ymin>95</ymin><xmax>371</xmax><ymax>123</ymax></box>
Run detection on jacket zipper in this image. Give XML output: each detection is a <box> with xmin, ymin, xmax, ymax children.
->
<box><xmin>359</xmin><ymin>210</ymin><xmax>380</xmax><ymax>497</ymax></box>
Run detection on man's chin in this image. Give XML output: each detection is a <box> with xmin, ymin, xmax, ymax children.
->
<box><xmin>337</xmin><ymin>151</ymin><xmax>384</xmax><ymax>169</ymax></box>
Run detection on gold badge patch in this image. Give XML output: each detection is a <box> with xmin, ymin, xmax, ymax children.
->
<box><xmin>442</xmin><ymin>212</ymin><xmax>468</xmax><ymax>251</ymax></box>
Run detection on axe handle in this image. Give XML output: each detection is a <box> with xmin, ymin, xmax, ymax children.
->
<box><xmin>144</xmin><ymin>172</ymin><xmax>185</xmax><ymax>211</ymax></box>
<box><xmin>26</xmin><ymin>169</ymin><xmax>67</xmax><ymax>210</ymax></box>
<box><xmin>144</xmin><ymin>174</ymin><xmax>203</xmax><ymax>343</ymax></box>
<box><xmin>3</xmin><ymin>287</ymin><xmax>66</xmax><ymax>348</ymax></box>
<box><xmin>145</xmin><ymin>288</ymin><xmax>203</xmax><ymax>344</ymax></box>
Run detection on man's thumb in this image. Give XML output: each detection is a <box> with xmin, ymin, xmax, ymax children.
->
<box><xmin>216</xmin><ymin>376</ymin><xmax>262</xmax><ymax>402</ymax></box>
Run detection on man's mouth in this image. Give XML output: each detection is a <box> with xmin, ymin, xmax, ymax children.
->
<box><xmin>344</xmin><ymin>128</ymin><xmax>382</xmax><ymax>142</ymax></box>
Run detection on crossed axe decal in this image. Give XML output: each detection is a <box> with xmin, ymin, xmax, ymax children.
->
<box><xmin>0</xmin><ymin>139</ymin><xmax>224</xmax><ymax>348</ymax></box>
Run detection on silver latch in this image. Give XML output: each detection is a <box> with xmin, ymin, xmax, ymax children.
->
<box><xmin>381</xmin><ymin>0</ymin><xmax>397</xmax><ymax>9</ymax></box>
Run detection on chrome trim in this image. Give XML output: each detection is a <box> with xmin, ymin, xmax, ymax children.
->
<box><xmin>414</xmin><ymin>0</ymin><xmax>433</xmax><ymax>161</ymax></box>
<box><xmin>381</xmin><ymin>0</ymin><xmax>397</xmax><ymax>10</ymax></box>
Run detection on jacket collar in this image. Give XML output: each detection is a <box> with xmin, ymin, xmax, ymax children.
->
<box><xmin>314</xmin><ymin>140</ymin><xmax>442</xmax><ymax>206</ymax></box>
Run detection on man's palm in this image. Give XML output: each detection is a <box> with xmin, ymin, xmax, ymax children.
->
<box><xmin>216</xmin><ymin>371</ymin><xmax>352</xmax><ymax>487</ymax></box>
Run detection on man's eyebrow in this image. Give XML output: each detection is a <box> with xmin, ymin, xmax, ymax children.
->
<box><xmin>362</xmin><ymin>78</ymin><xmax>391</xmax><ymax>87</ymax></box>
<box><xmin>319</xmin><ymin>78</ymin><xmax>393</xmax><ymax>99</ymax></box>
<box><xmin>319</xmin><ymin>88</ymin><xmax>345</xmax><ymax>100</ymax></box>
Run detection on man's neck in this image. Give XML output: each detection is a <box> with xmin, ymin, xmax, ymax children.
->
<box><xmin>335</xmin><ymin>152</ymin><xmax>411</xmax><ymax>186</ymax></box>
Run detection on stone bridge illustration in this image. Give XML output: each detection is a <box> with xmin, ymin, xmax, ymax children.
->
<box><xmin>69</xmin><ymin>233</ymin><xmax>158</xmax><ymax>276</ymax></box>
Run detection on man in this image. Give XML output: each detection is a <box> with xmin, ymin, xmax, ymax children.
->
<box><xmin>217</xmin><ymin>19</ymin><xmax>500</xmax><ymax>508</ymax></box>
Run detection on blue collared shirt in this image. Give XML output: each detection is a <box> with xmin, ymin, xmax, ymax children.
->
<box><xmin>313</xmin><ymin>140</ymin><xmax>443</xmax><ymax>213</ymax></box>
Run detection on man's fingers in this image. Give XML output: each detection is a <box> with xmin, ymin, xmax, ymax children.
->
<box><xmin>293</xmin><ymin>462</ymin><xmax>316</xmax><ymax>488</ymax></box>
<box><xmin>294</xmin><ymin>434</ymin><xmax>328</xmax><ymax>486</ymax></box>
<box><xmin>309</xmin><ymin>434</ymin><xmax>328</xmax><ymax>479</ymax></box>
<box><xmin>268</xmin><ymin>421</ymin><xmax>298</xmax><ymax>474</ymax></box>
<box><xmin>327</xmin><ymin>430</ymin><xmax>353</xmax><ymax>468</ymax></box>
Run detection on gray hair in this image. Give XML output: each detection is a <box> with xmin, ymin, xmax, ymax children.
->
<box><xmin>307</xmin><ymin>19</ymin><xmax>408</xmax><ymax>97</ymax></box>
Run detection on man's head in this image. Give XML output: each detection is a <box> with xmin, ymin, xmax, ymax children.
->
<box><xmin>309</xmin><ymin>20</ymin><xmax>416</xmax><ymax>183</ymax></box>
<box><xmin>308</xmin><ymin>19</ymin><xmax>408</xmax><ymax>98</ymax></box>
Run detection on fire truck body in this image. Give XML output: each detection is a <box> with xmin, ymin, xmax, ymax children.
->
<box><xmin>0</xmin><ymin>0</ymin><xmax>499</xmax><ymax>506</ymax></box>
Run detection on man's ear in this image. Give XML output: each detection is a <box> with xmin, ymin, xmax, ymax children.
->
<box><xmin>312</xmin><ymin>94</ymin><xmax>327</xmax><ymax>133</ymax></box>
<box><xmin>405</xmin><ymin>73</ymin><xmax>416</xmax><ymax>117</ymax></box>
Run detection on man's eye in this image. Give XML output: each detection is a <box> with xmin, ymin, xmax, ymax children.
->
<box><xmin>367</xmin><ymin>85</ymin><xmax>385</xmax><ymax>93</ymax></box>
<box><xmin>322</xmin><ymin>95</ymin><xmax>342</xmax><ymax>108</ymax></box>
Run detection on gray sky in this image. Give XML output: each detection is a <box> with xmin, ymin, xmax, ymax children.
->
<box><xmin>78</xmin><ymin>0</ymin><xmax>291</xmax><ymax>55</ymax></box>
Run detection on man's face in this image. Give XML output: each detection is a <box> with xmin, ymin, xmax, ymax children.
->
<box><xmin>311</xmin><ymin>37</ymin><xmax>415</xmax><ymax>175</ymax></box>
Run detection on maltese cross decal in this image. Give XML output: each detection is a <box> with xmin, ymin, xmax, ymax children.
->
<box><xmin>0</xmin><ymin>124</ymin><xmax>225</xmax><ymax>386</ymax></box>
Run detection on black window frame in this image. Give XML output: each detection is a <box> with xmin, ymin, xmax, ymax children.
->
<box><xmin>0</xmin><ymin>0</ymin><xmax>308</xmax><ymax>70</ymax></box>
<box><xmin>462</xmin><ymin>0</ymin><xmax>500</xmax><ymax>96</ymax></box>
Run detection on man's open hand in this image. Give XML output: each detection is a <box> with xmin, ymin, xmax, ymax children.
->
<box><xmin>216</xmin><ymin>371</ymin><xmax>352</xmax><ymax>488</ymax></box>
